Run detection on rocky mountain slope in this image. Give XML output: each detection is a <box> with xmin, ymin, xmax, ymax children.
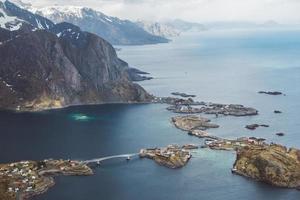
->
<box><xmin>233</xmin><ymin>144</ymin><xmax>300</xmax><ymax>189</ymax></box>
<box><xmin>36</xmin><ymin>6</ymin><xmax>169</xmax><ymax>45</ymax></box>
<box><xmin>136</xmin><ymin>20</ymin><xmax>180</xmax><ymax>38</ymax></box>
<box><xmin>0</xmin><ymin>1</ymin><xmax>152</xmax><ymax>111</ymax></box>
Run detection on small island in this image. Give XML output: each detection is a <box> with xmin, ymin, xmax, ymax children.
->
<box><xmin>245</xmin><ymin>124</ymin><xmax>269</xmax><ymax>130</ymax></box>
<box><xmin>163</xmin><ymin>98</ymin><xmax>258</xmax><ymax>116</ymax></box>
<box><xmin>139</xmin><ymin>145</ymin><xmax>192</xmax><ymax>169</ymax></box>
<box><xmin>258</xmin><ymin>91</ymin><xmax>283</xmax><ymax>95</ymax></box>
<box><xmin>172</xmin><ymin>115</ymin><xmax>220</xmax><ymax>131</ymax></box>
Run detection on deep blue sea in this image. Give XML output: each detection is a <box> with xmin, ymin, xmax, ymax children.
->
<box><xmin>1</xmin><ymin>28</ymin><xmax>300</xmax><ymax>199</ymax></box>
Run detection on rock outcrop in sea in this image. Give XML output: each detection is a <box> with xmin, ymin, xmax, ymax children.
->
<box><xmin>245</xmin><ymin>124</ymin><xmax>269</xmax><ymax>130</ymax></box>
<box><xmin>258</xmin><ymin>91</ymin><xmax>283</xmax><ymax>95</ymax></box>
<box><xmin>233</xmin><ymin>144</ymin><xmax>300</xmax><ymax>189</ymax></box>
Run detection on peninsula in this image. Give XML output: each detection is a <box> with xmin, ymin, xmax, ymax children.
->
<box><xmin>0</xmin><ymin>159</ymin><xmax>92</xmax><ymax>200</ymax></box>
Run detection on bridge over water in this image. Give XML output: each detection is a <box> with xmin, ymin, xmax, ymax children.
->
<box><xmin>82</xmin><ymin>153</ymin><xmax>139</xmax><ymax>164</ymax></box>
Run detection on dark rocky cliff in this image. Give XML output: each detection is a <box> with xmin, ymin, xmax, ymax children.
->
<box><xmin>0</xmin><ymin>2</ymin><xmax>153</xmax><ymax>111</ymax></box>
<box><xmin>0</xmin><ymin>27</ymin><xmax>152</xmax><ymax>111</ymax></box>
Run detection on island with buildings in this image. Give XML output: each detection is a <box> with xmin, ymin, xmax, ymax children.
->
<box><xmin>0</xmin><ymin>143</ymin><xmax>199</xmax><ymax>199</ymax></box>
<box><xmin>171</xmin><ymin>113</ymin><xmax>300</xmax><ymax>190</ymax></box>
<box><xmin>0</xmin><ymin>159</ymin><xmax>93</xmax><ymax>200</ymax></box>
<box><xmin>139</xmin><ymin>145</ymin><xmax>193</xmax><ymax>169</ymax></box>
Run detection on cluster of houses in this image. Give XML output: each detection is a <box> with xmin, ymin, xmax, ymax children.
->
<box><xmin>205</xmin><ymin>137</ymin><xmax>267</xmax><ymax>150</ymax></box>
<box><xmin>0</xmin><ymin>159</ymin><xmax>85</xmax><ymax>196</ymax></box>
<box><xmin>0</xmin><ymin>161</ymin><xmax>38</xmax><ymax>194</ymax></box>
<box><xmin>140</xmin><ymin>144</ymin><xmax>192</xmax><ymax>160</ymax></box>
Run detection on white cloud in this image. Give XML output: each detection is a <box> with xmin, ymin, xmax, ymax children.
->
<box><xmin>22</xmin><ymin>0</ymin><xmax>300</xmax><ymax>23</ymax></box>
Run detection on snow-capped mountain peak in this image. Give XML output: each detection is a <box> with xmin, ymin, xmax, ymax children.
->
<box><xmin>36</xmin><ymin>6</ymin><xmax>169</xmax><ymax>45</ymax></box>
<box><xmin>37</xmin><ymin>6</ymin><xmax>122</xmax><ymax>25</ymax></box>
<box><xmin>37</xmin><ymin>6</ymin><xmax>85</xmax><ymax>19</ymax></box>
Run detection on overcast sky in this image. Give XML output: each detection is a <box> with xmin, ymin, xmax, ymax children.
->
<box><xmin>21</xmin><ymin>0</ymin><xmax>300</xmax><ymax>24</ymax></box>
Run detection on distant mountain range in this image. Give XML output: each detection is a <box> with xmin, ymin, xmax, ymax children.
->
<box><xmin>166</xmin><ymin>19</ymin><xmax>207</xmax><ymax>32</ymax></box>
<box><xmin>3</xmin><ymin>0</ymin><xmax>209</xmax><ymax>44</ymax></box>
<box><xmin>136</xmin><ymin>20</ymin><xmax>180</xmax><ymax>38</ymax></box>
<box><xmin>0</xmin><ymin>0</ymin><xmax>152</xmax><ymax>111</ymax></box>
<box><xmin>136</xmin><ymin>19</ymin><xmax>208</xmax><ymax>38</ymax></box>
<box><xmin>35</xmin><ymin>6</ymin><xmax>169</xmax><ymax>45</ymax></box>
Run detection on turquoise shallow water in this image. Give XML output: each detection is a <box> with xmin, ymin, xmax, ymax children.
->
<box><xmin>1</xmin><ymin>28</ymin><xmax>300</xmax><ymax>199</ymax></box>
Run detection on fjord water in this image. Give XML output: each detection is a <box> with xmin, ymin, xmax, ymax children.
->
<box><xmin>1</xmin><ymin>28</ymin><xmax>300</xmax><ymax>199</ymax></box>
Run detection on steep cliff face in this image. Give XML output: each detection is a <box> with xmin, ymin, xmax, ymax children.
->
<box><xmin>0</xmin><ymin>27</ymin><xmax>152</xmax><ymax>111</ymax></box>
<box><xmin>0</xmin><ymin>1</ymin><xmax>153</xmax><ymax>111</ymax></box>
<box><xmin>233</xmin><ymin>144</ymin><xmax>300</xmax><ymax>189</ymax></box>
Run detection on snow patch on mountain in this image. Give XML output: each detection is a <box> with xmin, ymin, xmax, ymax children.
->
<box><xmin>38</xmin><ymin>6</ymin><xmax>84</xmax><ymax>19</ymax></box>
<box><xmin>37</xmin><ymin>6</ymin><xmax>124</xmax><ymax>25</ymax></box>
<box><xmin>36</xmin><ymin>6</ymin><xmax>169</xmax><ymax>45</ymax></box>
<box><xmin>0</xmin><ymin>7</ymin><xmax>23</xmax><ymax>31</ymax></box>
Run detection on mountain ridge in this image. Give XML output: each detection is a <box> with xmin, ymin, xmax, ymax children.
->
<box><xmin>0</xmin><ymin>1</ymin><xmax>153</xmax><ymax>111</ymax></box>
<box><xmin>36</xmin><ymin>6</ymin><xmax>170</xmax><ymax>45</ymax></box>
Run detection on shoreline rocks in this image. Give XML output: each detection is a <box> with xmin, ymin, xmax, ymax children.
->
<box><xmin>139</xmin><ymin>145</ymin><xmax>192</xmax><ymax>169</ymax></box>
<box><xmin>127</xmin><ymin>68</ymin><xmax>153</xmax><ymax>82</ymax></box>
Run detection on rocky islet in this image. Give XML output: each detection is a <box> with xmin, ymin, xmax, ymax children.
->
<box><xmin>139</xmin><ymin>145</ymin><xmax>192</xmax><ymax>169</ymax></box>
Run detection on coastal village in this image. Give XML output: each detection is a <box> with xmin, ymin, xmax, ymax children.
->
<box><xmin>166</xmin><ymin>92</ymin><xmax>300</xmax><ymax>190</ymax></box>
<box><xmin>0</xmin><ymin>160</ymin><xmax>93</xmax><ymax>200</ymax></box>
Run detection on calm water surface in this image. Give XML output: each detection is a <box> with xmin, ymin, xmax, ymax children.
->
<box><xmin>1</xmin><ymin>28</ymin><xmax>300</xmax><ymax>199</ymax></box>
